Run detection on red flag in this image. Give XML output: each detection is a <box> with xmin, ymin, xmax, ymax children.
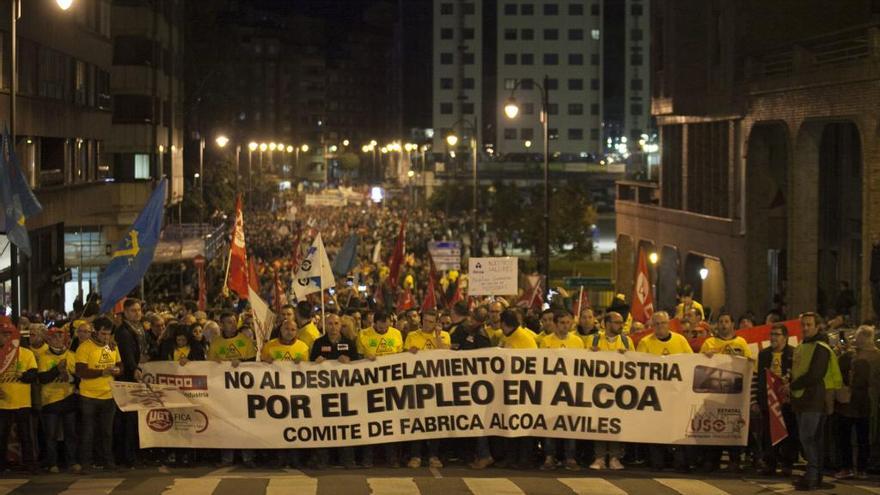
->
<box><xmin>421</xmin><ymin>255</ymin><xmax>438</xmax><ymax>311</ymax></box>
<box><xmin>396</xmin><ymin>289</ymin><xmax>415</xmax><ymax>312</ymax></box>
<box><xmin>290</xmin><ymin>228</ymin><xmax>303</xmax><ymax>269</ymax></box>
<box><xmin>194</xmin><ymin>255</ymin><xmax>207</xmax><ymax>311</ymax></box>
<box><xmin>272</xmin><ymin>270</ymin><xmax>287</xmax><ymax>313</ymax></box>
<box><xmin>766</xmin><ymin>369</ymin><xmax>789</xmax><ymax>446</ymax></box>
<box><xmin>631</xmin><ymin>249</ymin><xmax>654</xmax><ymax>323</ymax></box>
<box><xmin>446</xmin><ymin>278</ymin><xmax>463</xmax><ymax>308</ymax></box>
<box><xmin>224</xmin><ymin>195</ymin><xmax>249</xmax><ymax>299</ymax></box>
<box><xmin>248</xmin><ymin>259</ymin><xmax>260</xmax><ymax>294</ymax></box>
<box><xmin>572</xmin><ymin>286</ymin><xmax>591</xmax><ymax>316</ymax></box>
<box><xmin>517</xmin><ymin>278</ymin><xmax>543</xmax><ymax>311</ymax></box>
<box><xmin>0</xmin><ymin>317</ymin><xmax>20</xmax><ymax>375</ymax></box>
<box><xmin>387</xmin><ymin>217</ymin><xmax>407</xmax><ymax>288</ymax></box>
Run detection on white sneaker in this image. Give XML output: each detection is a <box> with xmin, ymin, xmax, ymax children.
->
<box><xmin>407</xmin><ymin>457</ymin><xmax>422</xmax><ymax>469</ymax></box>
<box><xmin>608</xmin><ymin>457</ymin><xmax>624</xmax><ymax>470</ymax></box>
<box><xmin>589</xmin><ymin>457</ymin><xmax>606</xmax><ymax>470</ymax></box>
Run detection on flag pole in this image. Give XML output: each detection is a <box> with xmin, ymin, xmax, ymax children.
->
<box><xmin>576</xmin><ymin>286</ymin><xmax>584</xmax><ymax>315</ymax></box>
<box><xmin>320</xmin><ymin>243</ymin><xmax>326</xmax><ymax>335</ymax></box>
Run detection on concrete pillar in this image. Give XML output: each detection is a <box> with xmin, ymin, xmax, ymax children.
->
<box><xmin>859</xmin><ymin>116</ymin><xmax>880</xmax><ymax>321</ymax></box>
<box><xmin>789</xmin><ymin>122</ymin><xmax>821</xmax><ymax>315</ymax></box>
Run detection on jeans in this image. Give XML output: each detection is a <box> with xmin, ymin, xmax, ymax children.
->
<box><xmin>475</xmin><ymin>437</ymin><xmax>492</xmax><ymax>460</ymax></box>
<box><xmin>762</xmin><ymin>408</ymin><xmax>798</xmax><ymax>470</ymax></box>
<box><xmin>0</xmin><ymin>407</ymin><xmax>36</xmax><ymax>470</ymax></box>
<box><xmin>79</xmin><ymin>397</ymin><xmax>116</xmax><ymax>468</ymax></box>
<box><xmin>362</xmin><ymin>442</ymin><xmax>398</xmax><ymax>466</ymax></box>
<box><xmin>114</xmin><ymin>409</ymin><xmax>139</xmax><ymax>465</ymax></box>
<box><xmin>837</xmin><ymin>415</ymin><xmax>870</xmax><ymax>471</ymax></box>
<box><xmin>221</xmin><ymin>449</ymin><xmax>254</xmax><ymax>464</ymax></box>
<box><xmin>502</xmin><ymin>437</ymin><xmax>534</xmax><ymax>466</ymax></box>
<box><xmin>544</xmin><ymin>437</ymin><xmax>577</xmax><ymax>461</ymax></box>
<box><xmin>41</xmin><ymin>397</ymin><xmax>78</xmax><ymax>467</ymax></box>
<box><xmin>594</xmin><ymin>441</ymin><xmax>624</xmax><ymax>460</ymax></box>
<box><xmin>409</xmin><ymin>440</ymin><xmax>439</xmax><ymax>459</ymax></box>
<box><xmin>797</xmin><ymin>411</ymin><xmax>826</xmax><ymax>483</ymax></box>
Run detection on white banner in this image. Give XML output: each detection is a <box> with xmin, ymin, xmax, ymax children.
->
<box><xmin>138</xmin><ymin>350</ymin><xmax>752</xmax><ymax>449</ymax></box>
<box><xmin>428</xmin><ymin>241</ymin><xmax>461</xmax><ymax>271</ymax></box>
<box><xmin>468</xmin><ymin>257</ymin><xmax>518</xmax><ymax>296</ymax></box>
<box><xmin>292</xmin><ymin>233</ymin><xmax>335</xmax><ymax>300</ymax></box>
<box><xmin>111</xmin><ymin>382</ymin><xmax>196</xmax><ymax>412</ymax></box>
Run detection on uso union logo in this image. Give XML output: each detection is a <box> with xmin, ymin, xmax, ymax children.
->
<box><xmin>146</xmin><ymin>409</ymin><xmax>173</xmax><ymax>432</ymax></box>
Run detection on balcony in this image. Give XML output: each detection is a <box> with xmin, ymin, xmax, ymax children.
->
<box><xmin>616</xmin><ymin>180</ymin><xmax>659</xmax><ymax>206</ymax></box>
<box><xmin>30</xmin><ymin>181</ymin><xmax>156</xmax><ymax>231</ymax></box>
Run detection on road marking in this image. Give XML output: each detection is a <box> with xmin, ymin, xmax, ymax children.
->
<box><xmin>59</xmin><ymin>478</ymin><xmax>124</xmax><ymax>495</ymax></box>
<box><xmin>462</xmin><ymin>478</ymin><xmax>525</xmax><ymax>495</ymax></box>
<box><xmin>205</xmin><ymin>465</ymin><xmax>235</xmax><ymax>477</ymax></box>
<box><xmin>367</xmin><ymin>477</ymin><xmax>420</xmax><ymax>495</ymax></box>
<box><xmin>0</xmin><ymin>480</ymin><xmax>27</xmax><ymax>495</ymax></box>
<box><xmin>558</xmin><ymin>478</ymin><xmax>628</xmax><ymax>495</ymax></box>
<box><xmin>755</xmin><ymin>482</ymin><xmax>794</xmax><ymax>493</ymax></box>
<box><xmin>430</xmin><ymin>467</ymin><xmax>443</xmax><ymax>479</ymax></box>
<box><xmin>162</xmin><ymin>477</ymin><xmax>223</xmax><ymax>495</ymax></box>
<box><xmin>655</xmin><ymin>478</ymin><xmax>730</xmax><ymax>495</ymax></box>
<box><xmin>854</xmin><ymin>486</ymin><xmax>880</xmax><ymax>495</ymax></box>
<box><xmin>267</xmin><ymin>476</ymin><xmax>317</xmax><ymax>495</ymax></box>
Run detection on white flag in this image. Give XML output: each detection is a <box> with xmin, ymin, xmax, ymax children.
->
<box><xmin>248</xmin><ymin>286</ymin><xmax>276</xmax><ymax>359</ymax></box>
<box><xmin>372</xmin><ymin>240</ymin><xmax>382</xmax><ymax>264</ymax></box>
<box><xmin>293</xmin><ymin>233</ymin><xmax>335</xmax><ymax>301</ymax></box>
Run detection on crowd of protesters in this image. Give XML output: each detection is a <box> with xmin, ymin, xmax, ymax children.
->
<box><xmin>0</xmin><ymin>191</ymin><xmax>879</xmax><ymax>492</ymax></box>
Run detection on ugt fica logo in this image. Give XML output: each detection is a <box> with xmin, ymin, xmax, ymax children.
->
<box><xmin>146</xmin><ymin>409</ymin><xmax>173</xmax><ymax>432</ymax></box>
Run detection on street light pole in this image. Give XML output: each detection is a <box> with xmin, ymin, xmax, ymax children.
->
<box><xmin>471</xmin><ymin>117</ymin><xmax>478</xmax><ymax>258</ymax></box>
<box><xmin>198</xmin><ymin>136</ymin><xmax>205</xmax><ymax>224</ymax></box>
<box><xmin>9</xmin><ymin>0</ymin><xmax>19</xmax><ymax>317</ymax></box>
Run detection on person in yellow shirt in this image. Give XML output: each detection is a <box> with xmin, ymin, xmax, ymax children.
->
<box><xmin>294</xmin><ymin>301</ymin><xmax>321</xmax><ymax>351</ymax></box>
<box><xmin>538</xmin><ymin>310</ymin><xmax>582</xmax><ymax>471</ymax></box>
<box><xmin>500</xmin><ymin>309</ymin><xmax>538</xmax><ymax>350</ymax></box>
<box><xmin>534</xmin><ymin>309</ymin><xmax>557</xmax><ymax>346</ymax></box>
<box><xmin>486</xmin><ymin>302</ymin><xmax>505</xmax><ymax>346</ymax></box>
<box><xmin>74</xmin><ymin>317</ymin><xmax>121</xmax><ymax>473</ymax></box>
<box><xmin>674</xmin><ymin>285</ymin><xmax>705</xmax><ymax>320</ymax></box>
<box><xmin>38</xmin><ymin>326</ymin><xmax>78</xmax><ymax>473</ymax></box>
<box><xmin>0</xmin><ymin>318</ymin><xmax>39</xmax><ymax>473</ymax></box>
<box><xmin>636</xmin><ymin>311</ymin><xmax>693</xmax><ymax>471</ymax></box>
<box><xmin>698</xmin><ymin>311</ymin><xmax>752</xmax><ymax>473</ymax></box>
<box><xmin>262</xmin><ymin>320</ymin><xmax>310</xmax><ymax>363</ymax></box>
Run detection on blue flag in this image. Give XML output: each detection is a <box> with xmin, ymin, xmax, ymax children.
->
<box><xmin>331</xmin><ymin>233</ymin><xmax>359</xmax><ymax>278</ymax></box>
<box><xmin>99</xmin><ymin>179</ymin><xmax>167</xmax><ymax>312</ymax></box>
<box><xmin>0</xmin><ymin>130</ymin><xmax>39</xmax><ymax>257</ymax></box>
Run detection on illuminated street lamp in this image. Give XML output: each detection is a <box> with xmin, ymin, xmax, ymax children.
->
<box><xmin>649</xmin><ymin>252</ymin><xmax>659</xmax><ymax>265</ymax></box>
<box><xmin>699</xmin><ymin>268</ymin><xmax>709</xmax><ymax>280</ymax></box>
<box><xmin>446</xmin><ymin>134</ymin><xmax>459</xmax><ymax>147</ymax></box>
<box><xmin>215</xmin><ymin>135</ymin><xmax>229</xmax><ymax>148</ymax></box>
<box><xmin>301</xmin><ymin>144</ymin><xmax>310</xmax><ymax>153</ymax></box>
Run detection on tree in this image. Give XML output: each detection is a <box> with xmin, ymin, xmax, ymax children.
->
<box><xmin>181</xmin><ymin>157</ymin><xmax>237</xmax><ymax>223</ymax></box>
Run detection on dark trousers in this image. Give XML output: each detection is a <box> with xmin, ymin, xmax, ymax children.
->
<box><xmin>649</xmin><ymin>444</ymin><xmax>692</xmax><ymax>470</ymax></box>
<box><xmin>409</xmin><ymin>440</ymin><xmax>439</xmax><ymax>460</ymax></box>
<box><xmin>502</xmin><ymin>437</ymin><xmax>534</xmax><ymax>466</ymax></box>
<box><xmin>0</xmin><ymin>407</ymin><xmax>37</xmax><ymax>469</ymax></box>
<box><xmin>41</xmin><ymin>399</ymin><xmax>78</xmax><ymax>467</ymax></box>
<box><xmin>362</xmin><ymin>442</ymin><xmax>399</xmax><ymax>466</ymax></box>
<box><xmin>762</xmin><ymin>408</ymin><xmax>798</xmax><ymax>470</ymax></box>
<box><xmin>837</xmin><ymin>415</ymin><xmax>870</xmax><ymax>471</ymax></box>
<box><xmin>80</xmin><ymin>397</ymin><xmax>116</xmax><ymax>468</ymax></box>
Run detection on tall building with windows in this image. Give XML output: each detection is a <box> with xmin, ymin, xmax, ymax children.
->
<box><xmin>623</xmin><ymin>0</ymin><xmax>650</xmax><ymax>141</ymax></box>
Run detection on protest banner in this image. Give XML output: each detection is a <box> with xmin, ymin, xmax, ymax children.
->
<box><xmin>138</xmin><ymin>350</ymin><xmax>751</xmax><ymax>449</ymax></box>
<box><xmin>111</xmin><ymin>382</ymin><xmax>196</xmax><ymax>412</ymax></box>
<box><xmin>467</xmin><ymin>257</ymin><xmax>518</xmax><ymax>296</ymax></box>
<box><xmin>428</xmin><ymin>241</ymin><xmax>461</xmax><ymax>271</ymax></box>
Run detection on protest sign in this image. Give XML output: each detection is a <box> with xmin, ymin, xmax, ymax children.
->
<box><xmin>467</xmin><ymin>257</ymin><xmax>518</xmax><ymax>296</ymax></box>
<box><xmin>428</xmin><ymin>241</ymin><xmax>461</xmax><ymax>271</ymax></box>
<box><xmin>112</xmin><ymin>381</ymin><xmax>196</xmax><ymax>412</ymax></box>
<box><xmin>139</xmin><ymin>350</ymin><xmax>751</xmax><ymax>449</ymax></box>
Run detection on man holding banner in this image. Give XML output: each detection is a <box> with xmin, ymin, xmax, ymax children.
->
<box><xmin>756</xmin><ymin>322</ymin><xmax>796</xmax><ymax>477</ymax></box>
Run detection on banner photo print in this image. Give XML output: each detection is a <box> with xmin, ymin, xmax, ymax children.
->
<box><xmin>138</xmin><ymin>350</ymin><xmax>752</xmax><ymax>449</ymax></box>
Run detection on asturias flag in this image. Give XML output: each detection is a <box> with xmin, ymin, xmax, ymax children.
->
<box><xmin>0</xmin><ymin>129</ymin><xmax>43</xmax><ymax>257</ymax></box>
<box><xmin>99</xmin><ymin>179</ymin><xmax>167</xmax><ymax>312</ymax></box>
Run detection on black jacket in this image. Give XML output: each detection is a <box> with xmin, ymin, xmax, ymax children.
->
<box><xmin>791</xmin><ymin>333</ymin><xmax>831</xmax><ymax>414</ymax></box>
<box><xmin>114</xmin><ymin>321</ymin><xmax>143</xmax><ymax>382</ymax></box>
<box><xmin>756</xmin><ymin>345</ymin><xmax>794</xmax><ymax>410</ymax></box>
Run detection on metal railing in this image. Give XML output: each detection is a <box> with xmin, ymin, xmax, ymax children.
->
<box><xmin>616</xmin><ymin>180</ymin><xmax>659</xmax><ymax>205</ymax></box>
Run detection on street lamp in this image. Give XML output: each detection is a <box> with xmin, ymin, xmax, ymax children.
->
<box><xmin>215</xmin><ymin>135</ymin><xmax>229</xmax><ymax>148</ymax></box>
<box><xmin>649</xmin><ymin>252</ymin><xmax>659</xmax><ymax>265</ymax></box>
<box><xmin>446</xmin><ymin>134</ymin><xmax>459</xmax><ymax>147</ymax></box>
<box><xmin>504</xmin><ymin>75</ymin><xmax>551</xmax><ymax>301</ymax></box>
<box><xmin>699</xmin><ymin>267</ymin><xmax>709</xmax><ymax>280</ymax></box>
<box><xmin>56</xmin><ymin>0</ymin><xmax>74</xmax><ymax>9</ymax></box>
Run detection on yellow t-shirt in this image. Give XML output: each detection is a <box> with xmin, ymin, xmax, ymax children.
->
<box><xmin>298</xmin><ymin>322</ymin><xmax>321</xmax><ymax>350</ymax></box>
<box><xmin>357</xmin><ymin>327</ymin><xmax>404</xmax><ymax>358</ymax></box>
<box><xmin>636</xmin><ymin>332</ymin><xmax>694</xmax><ymax>356</ymax></box>
<box><xmin>31</xmin><ymin>343</ymin><xmax>49</xmax><ymax>359</ymax></box>
<box><xmin>261</xmin><ymin>338</ymin><xmax>310</xmax><ymax>362</ymax></box>
<box><xmin>539</xmin><ymin>332</ymin><xmax>585</xmax><ymax>349</ymax></box>
<box><xmin>75</xmin><ymin>340</ymin><xmax>120</xmax><ymax>400</ymax></box>
<box><xmin>674</xmin><ymin>300</ymin><xmax>705</xmax><ymax>320</ymax></box>
<box><xmin>487</xmin><ymin>327</ymin><xmax>504</xmax><ymax>346</ymax></box>
<box><xmin>404</xmin><ymin>330</ymin><xmax>451</xmax><ymax>351</ymax></box>
<box><xmin>700</xmin><ymin>336</ymin><xmax>752</xmax><ymax>359</ymax></box>
<box><xmin>173</xmin><ymin>346</ymin><xmax>190</xmax><ymax>362</ymax></box>
<box><xmin>208</xmin><ymin>333</ymin><xmax>257</xmax><ymax>361</ymax></box>
<box><xmin>0</xmin><ymin>347</ymin><xmax>37</xmax><ymax>409</ymax></box>
<box><xmin>589</xmin><ymin>332</ymin><xmax>633</xmax><ymax>352</ymax></box>
<box><xmin>37</xmin><ymin>349</ymin><xmax>75</xmax><ymax>406</ymax></box>
<box><xmin>502</xmin><ymin>327</ymin><xmax>538</xmax><ymax>349</ymax></box>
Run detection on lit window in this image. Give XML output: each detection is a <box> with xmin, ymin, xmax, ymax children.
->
<box><xmin>134</xmin><ymin>154</ymin><xmax>150</xmax><ymax>179</ymax></box>
<box><xmin>591</xmin><ymin>29</ymin><xmax>600</xmax><ymax>40</ymax></box>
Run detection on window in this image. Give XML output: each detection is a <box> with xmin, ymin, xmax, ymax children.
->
<box><xmin>522</xmin><ymin>29</ymin><xmax>534</xmax><ymax>40</ymax></box>
<box><xmin>463</xmin><ymin>102</ymin><xmax>475</xmax><ymax>114</ymax></box>
<box><xmin>463</xmin><ymin>28</ymin><xmax>475</xmax><ymax>40</ymax></box>
<box><xmin>590</xmin><ymin>128</ymin><xmax>599</xmax><ymax>140</ymax></box>
<box><xmin>569</xmin><ymin>3</ymin><xmax>584</xmax><ymax>15</ymax></box>
<box><xmin>134</xmin><ymin>154</ymin><xmax>150</xmax><ymax>179</ymax></box>
<box><xmin>504</xmin><ymin>3</ymin><xmax>516</xmax><ymax>15</ymax></box>
<box><xmin>521</xmin><ymin>128</ymin><xmax>534</xmax><ymax>140</ymax></box>
<box><xmin>631</xmin><ymin>4</ymin><xmax>643</xmax><ymax>15</ymax></box>
<box><xmin>568</xmin><ymin>103</ymin><xmax>584</xmax><ymax>115</ymax></box>
<box><xmin>546</xmin><ymin>78</ymin><xmax>558</xmax><ymax>90</ymax></box>
<box><xmin>463</xmin><ymin>52</ymin><xmax>475</xmax><ymax>64</ymax></box>
<box><xmin>74</xmin><ymin>60</ymin><xmax>87</xmax><ymax>106</ymax></box>
<box><xmin>590</xmin><ymin>79</ymin><xmax>600</xmax><ymax>90</ymax></box>
<box><xmin>569</xmin><ymin>29</ymin><xmax>584</xmax><ymax>40</ymax></box>
<box><xmin>543</xmin><ymin>53</ymin><xmax>559</xmax><ymax>65</ymax></box>
<box><xmin>521</xmin><ymin>53</ymin><xmax>534</xmax><ymax>65</ymax></box>
<box><xmin>440</xmin><ymin>28</ymin><xmax>453</xmax><ymax>40</ymax></box>
<box><xmin>549</xmin><ymin>128</ymin><xmax>559</xmax><ymax>140</ymax></box>
<box><xmin>113</xmin><ymin>94</ymin><xmax>154</xmax><ymax>123</ymax></box>
<box><xmin>504</xmin><ymin>28</ymin><xmax>517</xmax><ymax>40</ymax></box>
<box><xmin>630</xmin><ymin>103</ymin><xmax>643</xmax><ymax>116</ymax></box>
<box><xmin>113</xmin><ymin>35</ymin><xmax>155</xmax><ymax>66</ymax></box>
<box><xmin>440</xmin><ymin>102</ymin><xmax>453</xmax><ymax>114</ymax></box>
<box><xmin>440</xmin><ymin>52</ymin><xmax>453</xmax><ymax>64</ymax></box>
<box><xmin>521</xmin><ymin>3</ymin><xmax>534</xmax><ymax>14</ymax></box>
<box><xmin>590</xmin><ymin>103</ymin><xmax>599</xmax><ymax>115</ymax></box>
<box><xmin>504</xmin><ymin>128</ymin><xmax>517</xmax><ymax>139</ymax></box>
<box><xmin>544</xmin><ymin>29</ymin><xmax>558</xmax><ymax>40</ymax></box>
<box><xmin>521</xmin><ymin>79</ymin><xmax>534</xmax><ymax>89</ymax></box>
<box><xmin>523</xmin><ymin>103</ymin><xmax>535</xmax><ymax>115</ymax></box>
<box><xmin>568</xmin><ymin>78</ymin><xmax>583</xmax><ymax>90</ymax></box>
<box><xmin>544</xmin><ymin>3</ymin><xmax>559</xmax><ymax>15</ymax></box>
<box><xmin>569</xmin><ymin>53</ymin><xmax>584</xmax><ymax>65</ymax></box>
<box><xmin>548</xmin><ymin>104</ymin><xmax>559</xmax><ymax>115</ymax></box>
<box><xmin>631</xmin><ymin>54</ymin><xmax>643</xmax><ymax>65</ymax></box>
<box><xmin>504</xmin><ymin>53</ymin><xmax>517</xmax><ymax>65</ymax></box>
<box><xmin>568</xmin><ymin>129</ymin><xmax>584</xmax><ymax>140</ymax></box>
<box><xmin>591</xmin><ymin>3</ymin><xmax>600</xmax><ymax>15</ymax></box>
<box><xmin>440</xmin><ymin>78</ymin><xmax>453</xmax><ymax>89</ymax></box>
<box><xmin>591</xmin><ymin>29</ymin><xmax>600</xmax><ymax>40</ymax></box>
<box><xmin>440</xmin><ymin>3</ymin><xmax>453</xmax><ymax>15</ymax></box>
<box><xmin>504</xmin><ymin>78</ymin><xmax>517</xmax><ymax>90</ymax></box>
<box><xmin>631</xmin><ymin>29</ymin><xmax>643</xmax><ymax>42</ymax></box>
<box><xmin>591</xmin><ymin>53</ymin><xmax>600</xmax><ymax>65</ymax></box>
<box><xmin>630</xmin><ymin>78</ymin><xmax>643</xmax><ymax>91</ymax></box>
<box><xmin>463</xmin><ymin>2</ymin><xmax>475</xmax><ymax>14</ymax></box>
<box><xmin>463</xmin><ymin>78</ymin><xmax>475</xmax><ymax>89</ymax></box>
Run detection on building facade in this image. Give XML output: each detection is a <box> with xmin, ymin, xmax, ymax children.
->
<box><xmin>616</xmin><ymin>0</ymin><xmax>880</xmax><ymax>321</ymax></box>
<box><xmin>622</xmin><ymin>0</ymin><xmax>650</xmax><ymax>141</ymax></box>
